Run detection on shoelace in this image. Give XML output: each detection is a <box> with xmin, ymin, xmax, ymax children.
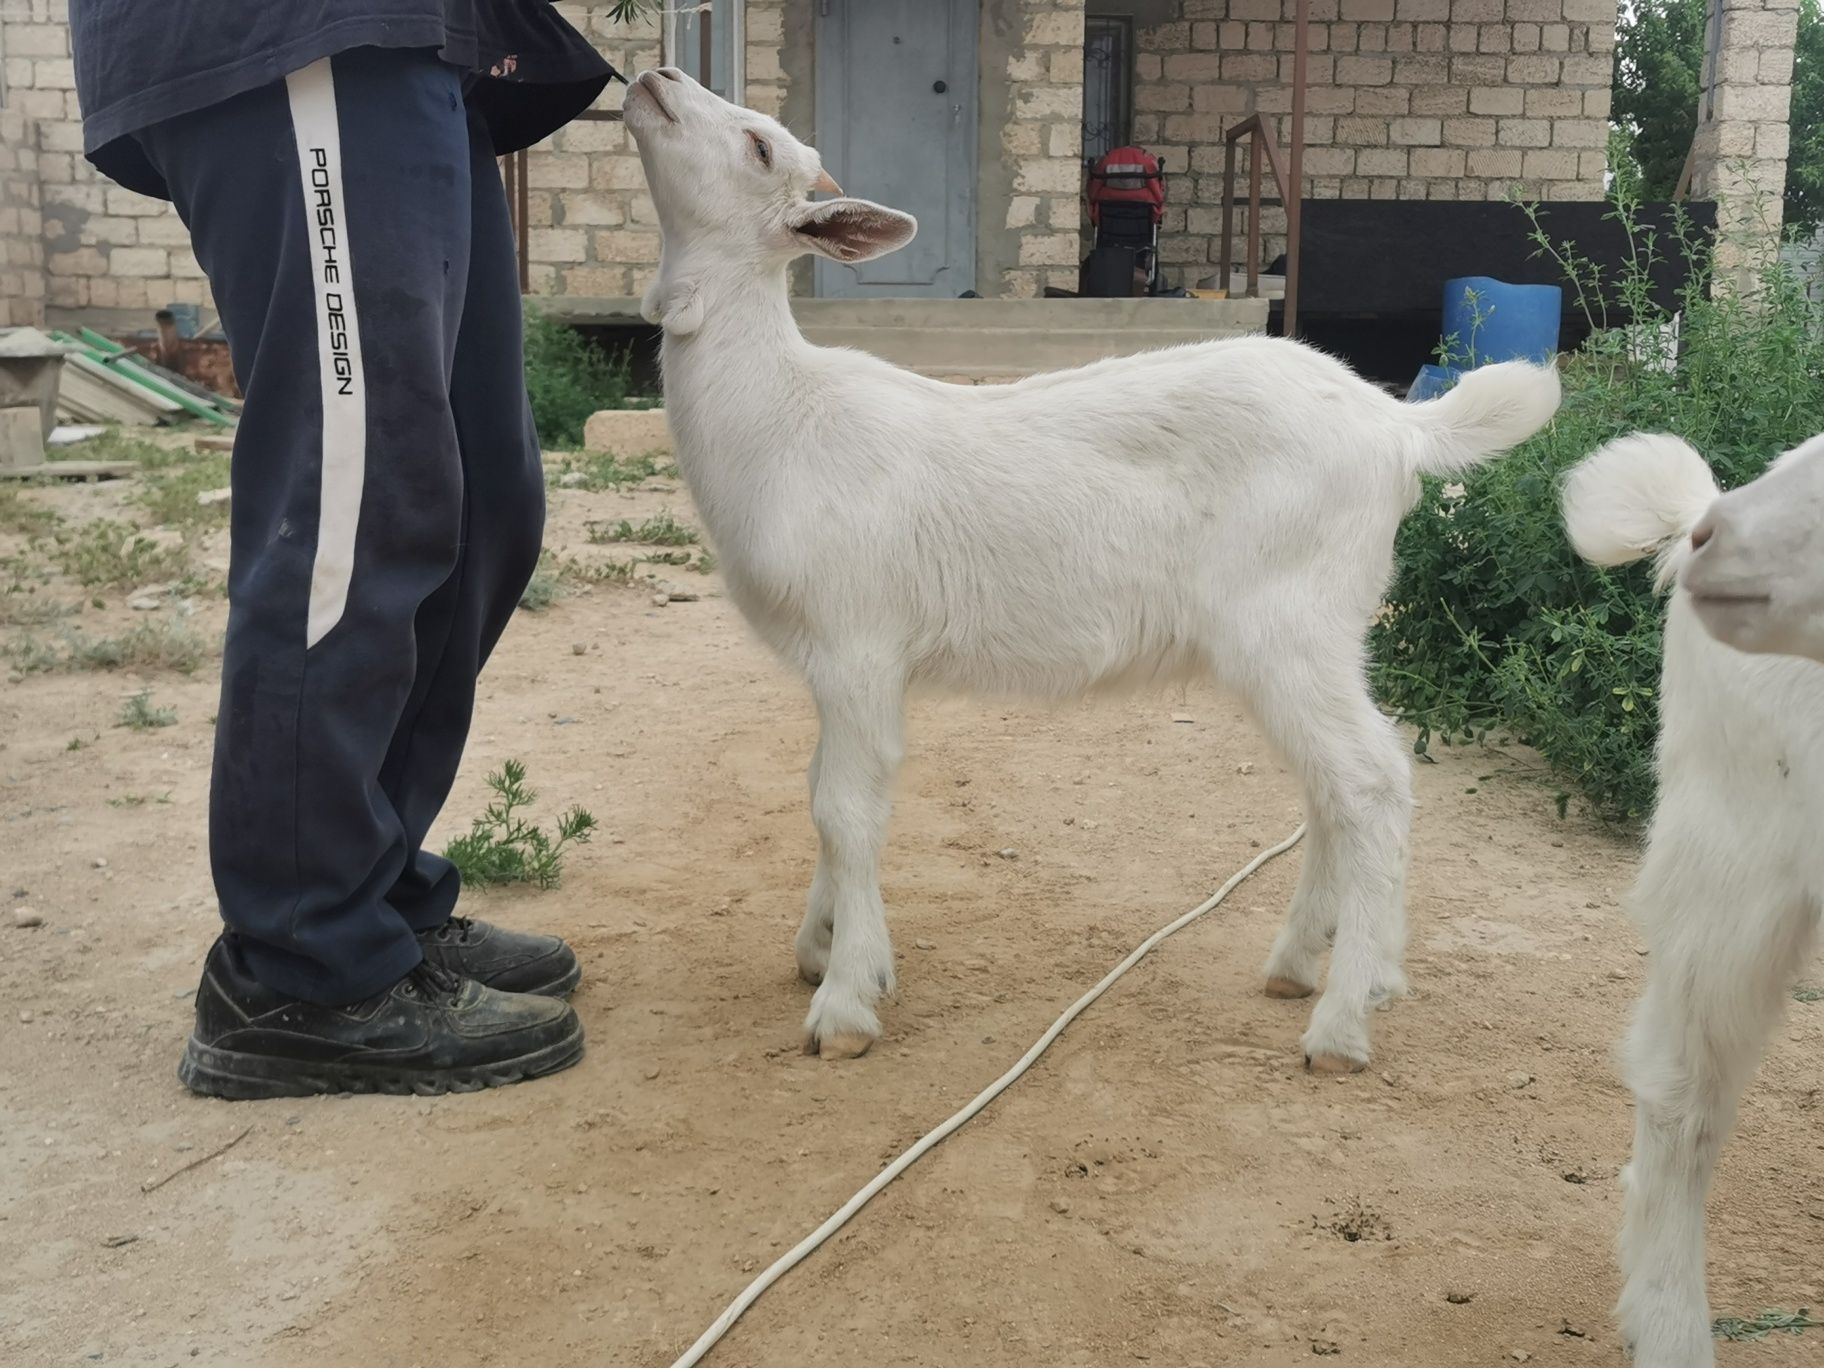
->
<box><xmin>429</xmin><ymin>916</ymin><xmax>477</xmax><ymax>946</ymax></box>
<box><xmin>398</xmin><ymin>960</ymin><xmax>465</xmax><ymax>1005</ymax></box>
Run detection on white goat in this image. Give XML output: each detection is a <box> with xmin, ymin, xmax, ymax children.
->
<box><xmin>1682</xmin><ymin>436</ymin><xmax>1824</xmax><ymax>663</ymax></box>
<box><xmin>624</xmin><ymin>67</ymin><xmax>1561</xmax><ymax>1069</ymax></box>
<box><xmin>1564</xmin><ymin>432</ymin><xmax>1824</xmax><ymax>1368</ymax></box>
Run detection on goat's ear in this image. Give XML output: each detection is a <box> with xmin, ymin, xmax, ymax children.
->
<box><xmin>787</xmin><ymin>198</ymin><xmax>917</xmax><ymax>264</ymax></box>
<box><xmin>641</xmin><ymin>277</ymin><xmax>704</xmax><ymax>337</ymax></box>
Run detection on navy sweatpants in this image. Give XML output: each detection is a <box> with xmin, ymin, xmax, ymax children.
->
<box><xmin>138</xmin><ymin>47</ymin><xmax>545</xmax><ymax>1005</ymax></box>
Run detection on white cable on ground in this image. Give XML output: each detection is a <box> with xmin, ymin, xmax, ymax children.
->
<box><xmin>668</xmin><ymin>822</ymin><xmax>1308</xmax><ymax>1368</ymax></box>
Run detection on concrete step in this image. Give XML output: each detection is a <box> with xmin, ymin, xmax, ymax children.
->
<box><xmin>798</xmin><ymin>298</ymin><xmax>1269</xmax><ymax>377</ymax></box>
<box><xmin>799</xmin><ymin>325</ymin><xmax>1262</xmax><ymax>376</ymax></box>
<box><xmin>541</xmin><ymin>294</ymin><xmax>1271</xmax><ymax>380</ymax></box>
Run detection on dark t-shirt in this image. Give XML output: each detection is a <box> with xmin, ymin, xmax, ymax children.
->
<box><xmin>71</xmin><ymin>1</ymin><xmax>617</xmax><ymax>198</ymax></box>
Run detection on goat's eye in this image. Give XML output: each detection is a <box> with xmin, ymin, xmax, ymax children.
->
<box><xmin>748</xmin><ymin>132</ymin><xmax>772</xmax><ymax>168</ymax></box>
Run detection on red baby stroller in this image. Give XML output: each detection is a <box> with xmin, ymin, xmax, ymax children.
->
<box><xmin>1084</xmin><ymin>145</ymin><xmax>1167</xmax><ymax>297</ymax></box>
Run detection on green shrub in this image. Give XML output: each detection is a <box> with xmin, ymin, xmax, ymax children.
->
<box><xmin>443</xmin><ymin>759</ymin><xmax>596</xmax><ymax>890</ymax></box>
<box><xmin>523</xmin><ymin>309</ymin><xmax>649</xmax><ymax>449</ymax></box>
<box><xmin>1372</xmin><ymin>171</ymin><xmax>1824</xmax><ymax>826</ymax></box>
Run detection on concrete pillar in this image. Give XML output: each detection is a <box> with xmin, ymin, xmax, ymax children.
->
<box><xmin>1689</xmin><ymin>0</ymin><xmax>1799</xmax><ymax>293</ymax></box>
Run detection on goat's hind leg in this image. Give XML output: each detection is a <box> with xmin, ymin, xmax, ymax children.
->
<box><xmin>1241</xmin><ymin>658</ymin><xmax>1410</xmax><ymax>1072</ymax></box>
<box><xmin>800</xmin><ymin>664</ymin><xmax>904</xmax><ymax>1060</ymax></box>
<box><xmin>1263</xmin><ymin>818</ymin><xmax>1337</xmax><ymax>999</ymax></box>
<box><xmin>1617</xmin><ymin>853</ymin><xmax>1813</xmax><ymax>1368</ymax></box>
<box><xmin>794</xmin><ymin>737</ymin><xmax>835</xmax><ymax>985</ymax></box>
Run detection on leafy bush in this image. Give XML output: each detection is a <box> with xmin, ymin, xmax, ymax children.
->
<box><xmin>523</xmin><ymin>309</ymin><xmax>650</xmax><ymax>449</ymax></box>
<box><xmin>1372</xmin><ymin>171</ymin><xmax>1824</xmax><ymax>826</ymax></box>
<box><xmin>443</xmin><ymin>759</ymin><xmax>597</xmax><ymax>890</ymax></box>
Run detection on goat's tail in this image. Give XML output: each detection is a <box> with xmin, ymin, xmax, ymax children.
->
<box><xmin>1407</xmin><ymin>361</ymin><xmax>1563</xmax><ymax>476</ymax></box>
<box><xmin>1561</xmin><ymin>433</ymin><xmax>1720</xmax><ymax>590</ymax></box>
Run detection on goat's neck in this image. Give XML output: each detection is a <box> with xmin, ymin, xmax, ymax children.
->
<box><xmin>658</xmin><ymin>255</ymin><xmax>805</xmax><ymax>377</ymax></box>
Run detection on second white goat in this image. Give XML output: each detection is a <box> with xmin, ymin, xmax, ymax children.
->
<box><xmin>624</xmin><ymin>66</ymin><xmax>1561</xmax><ymax>1069</ymax></box>
<box><xmin>1564</xmin><ymin>432</ymin><xmax>1824</xmax><ymax>1368</ymax></box>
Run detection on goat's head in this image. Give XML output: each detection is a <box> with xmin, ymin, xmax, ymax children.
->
<box><xmin>1684</xmin><ymin>433</ymin><xmax>1824</xmax><ymax>663</ymax></box>
<box><xmin>624</xmin><ymin>68</ymin><xmax>916</xmax><ymax>331</ymax></box>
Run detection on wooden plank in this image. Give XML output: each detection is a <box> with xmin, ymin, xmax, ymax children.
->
<box><xmin>0</xmin><ymin>460</ymin><xmax>138</xmax><ymax>482</ymax></box>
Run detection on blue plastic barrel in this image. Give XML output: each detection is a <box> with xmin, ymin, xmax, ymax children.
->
<box><xmin>1440</xmin><ymin>276</ymin><xmax>1561</xmax><ymax>366</ymax></box>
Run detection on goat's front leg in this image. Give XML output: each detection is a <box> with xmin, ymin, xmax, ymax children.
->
<box><xmin>1618</xmin><ymin>867</ymin><xmax>1811</xmax><ymax>1368</ymax></box>
<box><xmin>800</xmin><ymin>665</ymin><xmax>905</xmax><ymax>1060</ymax></box>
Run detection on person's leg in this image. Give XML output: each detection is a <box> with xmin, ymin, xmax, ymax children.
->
<box><xmin>379</xmin><ymin>101</ymin><xmax>547</xmax><ymax>931</ymax></box>
<box><xmin>379</xmin><ymin>102</ymin><xmax>579</xmax><ymax>997</ymax></box>
<box><xmin>141</xmin><ymin>48</ymin><xmax>477</xmax><ymax>1005</ymax></box>
<box><xmin>141</xmin><ymin>48</ymin><xmax>583</xmax><ymax>1098</ymax></box>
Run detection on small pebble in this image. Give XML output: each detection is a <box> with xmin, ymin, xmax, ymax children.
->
<box><xmin>651</xmin><ymin>593</ymin><xmax>671</xmax><ymax>607</ymax></box>
<box><xmin>572</xmin><ymin>642</ymin><xmax>588</xmax><ymax>656</ymax></box>
<box><xmin>996</xmin><ymin>848</ymin><xmax>1018</xmax><ymax>860</ymax></box>
<box><xmin>1506</xmin><ymin>1071</ymin><xmax>1534</xmax><ymax>1090</ymax></box>
<box><xmin>12</xmin><ymin>907</ymin><xmax>43</xmax><ymax>928</ymax></box>
<box><xmin>19</xmin><ymin>1009</ymin><xmax>33</xmax><ymax>1024</ymax></box>
<box><xmin>1050</xmin><ymin>1198</ymin><xmax>1071</xmax><ymax>1214</ymax></box>
<box><xmin>1236</xmin><ymin>762</ymin><xmax>1255</xmax><ymax>775</ymax></box>
<box><xmin>914</xmin><ymin>939</ymin><xmax>935</xmax><ymax>951</ymax></box>
<box><xmin>642</xmin><ymin>1067</ymin><xmax>661</xmax><ymax>1081</ymax></box>
<box><xmin>92</xmin><ymin>858</ymin><xmax>108</xmax><ymax>870</ymax></box>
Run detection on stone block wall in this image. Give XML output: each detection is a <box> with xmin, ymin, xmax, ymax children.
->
<box><xmin>521</xmin><ymin>2</ymin><xmax>793</xmax><ymax>300</ymax></box>
<box><xmin>0</xmin><ymin>107</ymin><xmax>45</xmax><ymax>326</ymax></box>
<box><xmin>1690</xmin><ymin>0</ymin><xmax>1798</xmax><ymax>293</ymax></box>
<box><xmin>2</xmin><ymin>0</ymin><xmax>211</xmax><ymax>324</ymax></box>
<box><xmin>989</xmin><ymin>0</ymin><xmax>1091</xmax><ymax>296</ymax></box>
<box><xmin>1132</xmin><ymin>0</ymin><xmax>1615</xmax><ymax>281</ymax></box>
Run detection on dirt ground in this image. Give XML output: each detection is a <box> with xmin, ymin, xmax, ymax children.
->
<box><xmin>4</xmin><ymin>440</ymin><xmax>1823</xmax><ymax>1368</ymax></box>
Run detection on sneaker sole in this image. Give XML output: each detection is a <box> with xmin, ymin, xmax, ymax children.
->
<box><xmin>523</xmin><ymin>959</ymin><xmax>583</xmax><ymax>999</ymax></box>
<box><xmin>175</xmin><ymin>1020</ymin><xmax>585</xmax><ymax>1101</ymax></box>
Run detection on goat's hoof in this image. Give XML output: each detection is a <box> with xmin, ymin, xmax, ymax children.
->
<box><xmin>812</xmin><ymin>1031</ymin><xmax>875</xmax><ymax>1061</ymax></box>
<box><xmin>1264</xmin><ymin>975</ymin><xmax>1316</xmax><ymax>999</ymax></box>
<box><xmin>1305</xmin><ymin>1052</ymin><xmax>1368</xmax><ymax>1075</ymax></box>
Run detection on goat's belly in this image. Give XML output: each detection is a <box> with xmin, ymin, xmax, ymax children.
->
<box><xmin>909</xmin><ymin>608</ymin><xmax>1206</xmax><ymax>701</ymax></box>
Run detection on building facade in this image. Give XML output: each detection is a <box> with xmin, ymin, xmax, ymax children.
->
<box><xmin>0</xmin><ymin>0</ymin><xmax>1798</xmax><ymax>326</ymax></box>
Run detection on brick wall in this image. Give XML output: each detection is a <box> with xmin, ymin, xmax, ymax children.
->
<box><xmin>1132</xmin><ymin>0</ymin><xmax>1615</xmax><ymax>283</ymax></box>
<box><xmin>523</xmin><ymin>2</ymin><xmax>794</xmax><ymax>301</ymax></box>
<box><xmin>2</xmin><ymin>0</ymin><xmax>211</xmax><ymax>325</ymax></box>
<box><xmin>0</xmin><ymin>107</ymin><xmax>46</xmax><ymax>327</ymax></box>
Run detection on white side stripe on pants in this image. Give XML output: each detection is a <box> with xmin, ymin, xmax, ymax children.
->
<box><xmin>285</xmin><ymin>58</ymin><xmax>367</xmax><ymax>650</ymax></box>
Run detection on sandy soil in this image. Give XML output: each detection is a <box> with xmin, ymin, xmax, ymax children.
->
<box><xmin>3</xmin><ymin>446</ymin><xmax>1823</xmax><ymax>1368</ymax></box>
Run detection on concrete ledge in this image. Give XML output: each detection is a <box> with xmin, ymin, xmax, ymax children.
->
<box><xmin>583</xmin><ymin>407</ymin><xmax>671</xmax><ymax>453</ymax></box>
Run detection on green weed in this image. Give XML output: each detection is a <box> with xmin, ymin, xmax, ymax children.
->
<box><xmin>523</xmin><ymin>309</ymin><xmax>654</xmax><ymax>449</ymax></box>
<box><xmin>107</xmin><ymin>791</ymin><xmax>172</xmax><ymax>808</ymax></box>
<box><xmin>136</xmin><ymin>453</ymin><xmax>231</xmax><ymax>529</ymax></box>
<box><xmin>1713</xmin><ymin>1309</ymin><xmax>1820</xmax><ymax>1342</ymax></box>
<box><xmin>8</xmin><ymin>618</ymin><xmax>208</xmax><ymax>675</ymax></box>
<box><xmin>117</xmin><ymin>690</ymin><xmax>177</xmax><ymax>731</ymax></box>
<box><xmin>550</xmin><ymin>449</ymin><xmax>672</xmax><ymax>490</ymax></box>
<box><xmin>48</xmin><ymin>427</ymin><xmax>174</xmax><ymax>468</ymax></box>
<box><xmin>442</xmin><ymin>759</ymin><xmax>597</xmax><ymax>890</ymax></box>
<box><xmin>587</xmin><ymin>511</ymin><xmax>698</xmax><ymax>547</ymax></box>
<box><xmin>0</xmin><ymin>486</ymin><xmax>61</xmax><ymax>537</ymax></box>
<box><xmin>50</xmin><ymin>520</ymin><xmax>190</xmax><ymax>589</ymax></box>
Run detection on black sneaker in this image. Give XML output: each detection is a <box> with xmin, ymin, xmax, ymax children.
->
<box><xmin>176</xmin><ymin>936</ymin><xmax>584</xmax><ymax>1100</ymax></box>
<box><xmin>415</xmin><ymin>916</ymin><xmax>581</xmax><ymax>998</ymax></box>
